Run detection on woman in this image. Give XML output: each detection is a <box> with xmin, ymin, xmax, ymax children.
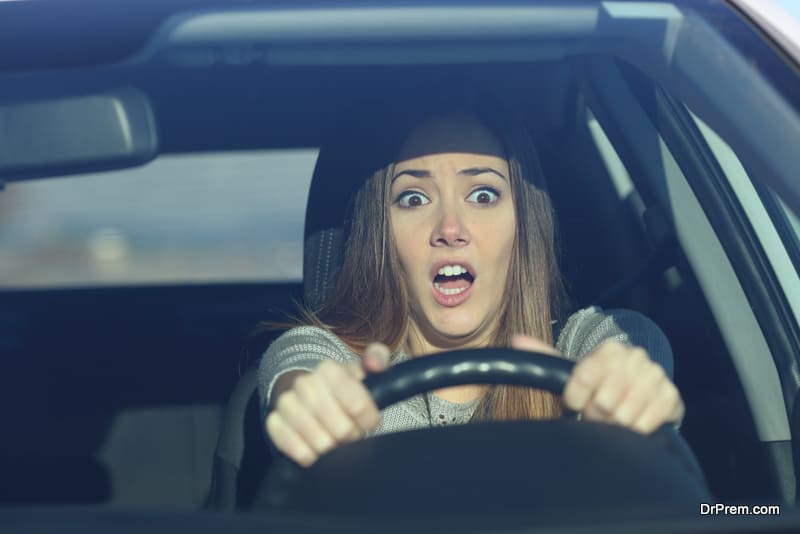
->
<box><xmin>259</xmin><ymin>96</ymin><xmax>684</xmax><ymax>467</ymax></box>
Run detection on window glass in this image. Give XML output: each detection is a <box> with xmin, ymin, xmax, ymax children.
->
<box><xmin>777</xmin><ymin>196</ymin><xmax>800</xmax><ymax>242</ymax></box>
<box><xmin>688</xmin><ymin>110</ymin><xmax>800</xmax><ymax>274</ymax></box>
<box><xmin>0</xmin><ymin>149</ymin><xmax>318</xmax><ymax>288</ymax></box>
<box><xmin>687</xmin><ymin>110</ymin><xmax>800</xmax><ymax>336</ymax></box>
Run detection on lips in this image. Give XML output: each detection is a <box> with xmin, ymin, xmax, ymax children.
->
<box><xmin>429</xmin><ymin>259</ymin><xmax>476</xmax><ymax>307</ymax></box>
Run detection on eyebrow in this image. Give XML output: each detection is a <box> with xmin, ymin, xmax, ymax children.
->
<box><xmin>391</xmin><ymin>167</ymin><xmax>507</xmax><ymax>183</ymax></box>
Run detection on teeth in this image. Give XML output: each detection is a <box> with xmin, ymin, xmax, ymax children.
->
<box><xmin>433</xmin><ymin>282</ymin><xmax>469</xmax><ymax>296</ymax></box>
<box><xmin>437</xmin><ymin>264</ymin><xmax>467</xmax><ymax>276</ymax></box>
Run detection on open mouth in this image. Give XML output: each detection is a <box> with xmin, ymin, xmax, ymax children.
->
<box><xmin>432</xmin><ymin>264</ymin><xmax>475</xmax><ymax>296</ymax></box>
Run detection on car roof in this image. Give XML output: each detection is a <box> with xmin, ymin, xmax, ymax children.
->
<box><xmin>2</xmin><ymin>0</ymin><xmax>800</xmax><ymax>213</ymax></box>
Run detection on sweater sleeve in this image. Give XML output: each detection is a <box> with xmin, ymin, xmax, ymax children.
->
<box><xmin>257</xmin><ymin>325</ymin><xmax>360</xmax><ymax>412</ymax></box>
<box><xmin>555</xmin><ymin>306</ymin><xmax>674</xmax><ymax>379</ymax></box>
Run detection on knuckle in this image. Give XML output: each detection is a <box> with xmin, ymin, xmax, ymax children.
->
<box><xmin>594</xmin><ymin>392</ymin><xmax>615</xmax><ymax>412</ymax></box>
<box><xmin>346</xmin><ymin>396</ymin><xmax>370</xmax><ymax>419</ymax></box>
<box><xmin>601</xmin><ymin>340</ymin><xmax>624</xmax><ymax>355</ymax></box>
<box><xmin>352</xmin><ymin>402</ymin><xmax>379</xmax><ymax>429</ymax></box>
<box><xmin>331</xmin><ymin>421</ymin><xmax>355</xmax><ymax>442</ymax></box>
<box><xmin>293</xmin><ymin>373</ymin><xmax>311</xmax><ymax>390</ymax></box>
<box><xmin>365</xmin><ymin>406</ymin><xmax>381</xmax><ymax>426</ymax></box>
<box><xmin>649</xmin><ymin>362</ymin><xmax>665</xmax><ymax>379</ymax></box>
<box><xmin>292</xmin><ymin>376</ymin><xmax>311</xmax><ymax>399</ymax></box>
<box><xmin>275</xmin><ymin>390</ymin><xmax>296</xmax><ymax>413</ymax></box>
<box><xmin>295</xmin><ymin>418</ymin><xmax>330</xmax><ymax>451</ymax></box>
<box><xmin>315</xmin><ymin>360</ymin><xmax>335</xmax><ymax>377</ymax></box>
<box><xmin>347</xmin><ymin>387</ymin><xmax>374</xmax><ymax>413</ymax></box>
<box><xmin>572</xmin><ymin>361</ymin><xmax>595</xmax><ymax>383</ymax></box>
<box><xmin>293</xmin><ymin>376</ymin><xmax>321</xmax><ymax>408</ymax></box>
<box><xmin>631</xmin><ymin>347</ymin><xmax>648</xmax><ymax>363</ymax></box>
<box><xmin>314</xmin><ymin>433</ymin><xmax>335</xmax><ymax>453</ymax></box>
<box><xmin>319</xmin><ymin>360</ymin><xmax>346</xmax><ymax>382</ymax></box>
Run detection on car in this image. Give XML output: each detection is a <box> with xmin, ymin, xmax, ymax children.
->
<box><xmin>1</xmin><ymin>0</ymin><xmax>799</xmax><ymax>531</ymax></box>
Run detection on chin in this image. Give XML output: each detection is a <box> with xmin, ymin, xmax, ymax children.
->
<box><xmin>431</xmin><ymin>316</ymin><xmax>484</xmax><ymax>341</ymax></box>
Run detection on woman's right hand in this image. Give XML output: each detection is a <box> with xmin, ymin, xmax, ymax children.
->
<box><xmin>265</xmin><ymin>342</ymin><xmax>390</xmax><ymax>467</ymax></box>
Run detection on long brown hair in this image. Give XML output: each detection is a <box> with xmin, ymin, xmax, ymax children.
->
<box><xmin>285</xmin><ymin>94</ymin><xmax>568</xmax><ymax>421</ymax></box>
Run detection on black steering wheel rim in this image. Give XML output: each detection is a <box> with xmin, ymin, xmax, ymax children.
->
<box><xmin>256</xmin><ymin>347</ymin><xmax>576</xmax><ymax>510</ymax></box>
<box><xmin>363</xmin><ymin>347</ymin><xmax>574</xmax><ymax>409</ymax></box>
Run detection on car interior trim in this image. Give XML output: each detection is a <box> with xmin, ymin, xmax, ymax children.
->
<box><xmin>689</xmin><ymin>112</ymin><xmax>800</xmax><ymax>344</ymax></box>
<box><xmin>149</xmin><ymin>6</ymin><xmax>601</xmax><ymax>45</ymax></box>
<box><xmin>727</xmin><ymin>0</ymin><xmax>800</xmax><ymax>68</ymax></box>
<box><xmin>578</xmin><ymin>58</ymin><xmax>791</xmax><ymax>443</ymax></box>
<box><xmin>655</xmin><ymin>86</ymin><xmax>800</xmax><ymax>415</ymax></box>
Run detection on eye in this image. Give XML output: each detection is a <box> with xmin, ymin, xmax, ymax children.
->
<box><xmin>396</xmin><ymin>191</ymin><xmax>431</xmax><ymax>208</ymax></box>
<box><xmin>467</xmin><ymin>187</ymin><xmax>500</xmax><ymax>204</ymax></box>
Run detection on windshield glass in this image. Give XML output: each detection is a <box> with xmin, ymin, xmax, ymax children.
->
<box><xmin>2</xmin><ymin>0</ymin><xmax>800</xmax><ymax>527</ymax></box>
<box><xmin>0</xmin><ymin>150</ymin><xmax>316</xmax><ymax>288</ymax></box>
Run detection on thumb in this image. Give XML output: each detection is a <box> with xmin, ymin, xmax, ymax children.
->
<box><xmin>362</xmin><ymin>342</ymin><xmax>391</xmax><ymax>374</ymax></box>
<box><xmin>511</xmin><ymin>334</ymin><xmax>560</xmax><ymax>356</ymax></box>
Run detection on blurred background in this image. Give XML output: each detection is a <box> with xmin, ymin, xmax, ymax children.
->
<box><xmin>0</xmin><ymin>149</ymin><xmax>318</xmax><ymax>288</ymax></box>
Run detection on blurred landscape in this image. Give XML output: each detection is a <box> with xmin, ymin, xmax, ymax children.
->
<box><xmin>0</xmin><ymin>149</ymin><xmax>318</xmax><ymax>288</ymax></box>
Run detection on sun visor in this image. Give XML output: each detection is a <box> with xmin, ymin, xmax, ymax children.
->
<box><xmin>0</xmin><ymin>86</ymin><xmax>157</xmax><ymax>182</ymax></box>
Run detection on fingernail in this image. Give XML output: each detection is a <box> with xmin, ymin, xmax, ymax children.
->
<box><xmin>365</xmin><ymin>343</ymin><xmax>390</xmax><ymax>364</ymax></box>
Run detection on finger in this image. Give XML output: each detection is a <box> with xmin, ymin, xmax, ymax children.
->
<box><xmin>362</xmin><ymin>342</ymin><xmax>391</xmax><ymax>373</ymax></box>
<box><xmin>510</xmin><ymin>334</ymin><xmax>560</xmax><ymax>356</ymax></box>
<box><xmin>589</xmin><ymin>347</ymin><xmax>650</xmax><ymax>417</ymax></box>
<box><xmin>581</xmin><ymin>398</ymin><xmax>614</xmax><ymax>422</ymax></box>
<box><xmin>612</xmin><ymin>361</ymin><xmax>667</xmax><ymax>427</ymax></box>
<box><xmin>345</xmin><ymin>360</ymin><xmax>366</xmax><ymax>381</ymax></box>
<box><xmin>274</xmin><ymin>390</ymin><xmax>336</xmax><ymax>455</ymax></box>
<box><xmin>631</xmin><ymin>381</ymin><xmax>683</xmax><ymax>434</ymax></box>
<box><xmin>563</xmin><ymin>342</ymin><xmax>626</xmax><ymax>412</ymax></box>
<box><xmin>294</xmin><ymin>372</ymin><xmax>361</xmax><ymax>443</ymax></box>
<box><xmin>265</xmin><ymin>411</ymin><xmax>318</xmax><ymax>467</ymax></box>
<box><xmin>318</xmin><ymin>359</ymin><xmax>381</xmax><ymax>432</ymax></box>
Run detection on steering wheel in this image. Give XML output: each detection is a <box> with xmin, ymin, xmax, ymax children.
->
<box><xmin>255</xmin><ymin>348</ymin><xmax>710</xmax><ymax>523</ymax></box>
<box><xmin>363</xmin><ymin>346</ymin><xmax>573</xmax><ymax>409</ymax></box>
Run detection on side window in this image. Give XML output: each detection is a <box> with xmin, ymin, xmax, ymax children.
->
<box><xmin>688</xmin><ymin>111</ymin><xmax>800</xmax><ymax>312</ymax></box>
<box><xmin>775</xmin><ymin>195</ymin><xmax>800</xmax><ymax>262</ymax></box>
<box><xmin>0</xmin><ymin>149</ymin><xmax>318</xmax><ymax>288</ymax></box>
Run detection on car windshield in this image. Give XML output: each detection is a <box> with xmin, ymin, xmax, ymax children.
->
<box><xmin>1</xmin><ymin>0</ymin><xmax>800</xmax><ymax>531</ymax></box>
<box><xmin>0</xmin><ymin>150</ymin><xmax>317</xmax><ymax>288</ymax></box>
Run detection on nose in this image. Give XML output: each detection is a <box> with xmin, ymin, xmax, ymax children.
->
<box><xmin>430</xmin><ymin>199</ymin><xmax>470</xmax><ymax>247</ymax></box>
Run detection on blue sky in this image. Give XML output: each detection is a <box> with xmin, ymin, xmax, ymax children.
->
<box><xmin>774</xmin><ymin>0</ymin><xmax>800</xmax><ymax>20</ymax></box>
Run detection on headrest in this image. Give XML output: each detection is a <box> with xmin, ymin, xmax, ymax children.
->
<box><xmin>302</xmin><ymin>140</ymin><xmax>365</xmax><ymax>310</ymax></box>
<box><xmin>301</xmin><ymin>105</ymin><xmax>402</xmax><ymax>309</ymax></box>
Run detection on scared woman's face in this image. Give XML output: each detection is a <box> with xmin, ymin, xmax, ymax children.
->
<box><xmin>390</xmin><ymin>113</ymin><xmax>515</xmax><ymax>352</ymax></box>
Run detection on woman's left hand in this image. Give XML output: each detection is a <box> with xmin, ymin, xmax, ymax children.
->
<box><xmin>511</xmin><ymin>334</ymin><xmax>684</xmax><ymax>434</ymax></box>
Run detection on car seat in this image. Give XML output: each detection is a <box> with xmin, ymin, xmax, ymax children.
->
<box><xmin>207</xmin><ymin>139</ymin><xmax>366</xmax><ymax>510</ymax></box>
